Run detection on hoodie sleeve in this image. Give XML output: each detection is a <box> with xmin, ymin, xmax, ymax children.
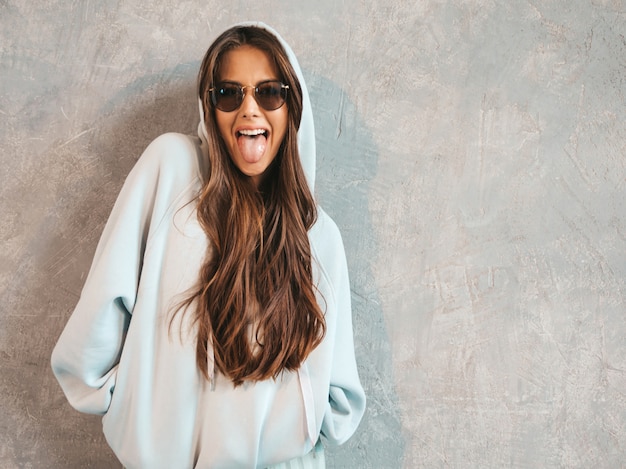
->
<box><xmin>316</xmin><ymin>215</ymin><xmax>367</xmax><ymax>446</ymax></box>
<box><xmin>50</xmin><ymin>134</ymin><xmax>184</xmax><ymax>414</ymax></box>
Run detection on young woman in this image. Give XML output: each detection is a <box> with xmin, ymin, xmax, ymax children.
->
<box><xmin>51</xmin><ymin>22</ymin><xmax>365</xmax><ymax>468</ymax></box>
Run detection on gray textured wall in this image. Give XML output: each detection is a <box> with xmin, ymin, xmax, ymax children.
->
<box><xmin>1</xmin><ymin>1</ymin><xmax>625</xmax><ymax>467</ymax></box>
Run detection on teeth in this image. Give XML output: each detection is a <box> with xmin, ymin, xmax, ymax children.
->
<box><xmin>239</xmin><ymin>129</ymin><xmax>266</xmax><ymax>136</ymax></box>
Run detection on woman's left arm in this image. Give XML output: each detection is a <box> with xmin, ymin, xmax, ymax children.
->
<box><xmin>318</xmin><ymin>223</ymin><xmax>367</xmax><ymax>445</ymax></box>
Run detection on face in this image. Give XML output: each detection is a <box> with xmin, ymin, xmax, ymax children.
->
<box><xmin>214</xmin><ymin>45</ymin><xmax>288</xmax><ymax>187</ymax></box>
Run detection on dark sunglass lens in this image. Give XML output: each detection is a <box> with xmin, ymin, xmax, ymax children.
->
<box><xmin>213</xmin><ymin>84</ymin><xmax>241</xmax><ymax>111</ymax></box>
<box><xmin>256</xmin><ymin>82</ymin><xmax>285</xmax><ymax>110</ymax></box>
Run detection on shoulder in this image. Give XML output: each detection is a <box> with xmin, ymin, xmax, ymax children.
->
<box><xmin>132</xmin><ymin>132</ymin><xmax>204</xmax><ymax>188</ymax></box>
<box><xmin>309</xmin><ymin>206</ymin><xmax>348</xmax><ymax>282</ymax></box>
<box><xmin>115</xmin><ymin>133</ymin><xmax>204</xmax><ymax>234</ymax></box>
<box><xmin>309</xmin><ymin>206</ymin><xmax>343</xmax><ymax>248</ymax></box>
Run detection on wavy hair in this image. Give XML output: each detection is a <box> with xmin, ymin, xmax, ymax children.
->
<box><xmin>176</xmin><ymin>26</ymin><xmax>325</xmax><ymax>386</ymax></box>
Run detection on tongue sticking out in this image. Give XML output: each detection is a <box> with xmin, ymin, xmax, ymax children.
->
<box><xmin>237</xmin><ymin>134</ymin><xmax>267</xmax><ymax>163</ymax></box>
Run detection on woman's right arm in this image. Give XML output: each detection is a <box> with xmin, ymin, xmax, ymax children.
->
<box><xmin>51</xmin><ymin>139</ymin><xmax>165</xmax><ymax>415</ymax></box>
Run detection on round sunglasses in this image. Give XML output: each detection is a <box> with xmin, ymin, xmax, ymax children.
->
<box><xmin>209</xmin><ymin>80</ymin><xmax>289</xmax><ymax>112</ymax></box>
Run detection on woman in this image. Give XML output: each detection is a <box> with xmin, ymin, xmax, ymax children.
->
<box><xmin>51</xmin><ymin>22</ymin><xmax>365</xmax><ymax>468</ymax></box>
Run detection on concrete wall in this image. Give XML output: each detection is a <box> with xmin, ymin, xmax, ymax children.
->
<box><xmin>1</xmin><ymin>1</ymin><xmax>625</xmax><ymax>467</ymax></box>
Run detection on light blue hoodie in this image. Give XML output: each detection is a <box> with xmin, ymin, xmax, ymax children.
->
<box><xmin>51</xmin><ymin>22</ymin><xmax>365</xmax><ymax>468</ymax></box>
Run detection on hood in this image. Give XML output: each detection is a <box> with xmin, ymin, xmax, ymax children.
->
<box><xmin>197</xmin><ymin>22</ymin><xmax>316</xmax><ymax>191</ymax></box>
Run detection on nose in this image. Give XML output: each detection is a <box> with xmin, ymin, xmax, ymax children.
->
<box><xmin>240</xmin><ymin>86</ymin><xmax>260</xmax><ymax>117</ymax></box>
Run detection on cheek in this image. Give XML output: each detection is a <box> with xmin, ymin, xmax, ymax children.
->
<box><xmin>274</xmin><ymin>110</ymin><xmax>289</xmax><ymax>143</ymax></box>
<box><xmin>215</xmin><ymin>112</ymin><xmax>232</xmax><ymax>142</ymax></box>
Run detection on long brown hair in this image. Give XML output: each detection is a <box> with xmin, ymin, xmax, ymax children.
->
<box><xmin>177</xmin><ymin>26</ymin><xmax>325</xmax><ymax>386</ymax></box>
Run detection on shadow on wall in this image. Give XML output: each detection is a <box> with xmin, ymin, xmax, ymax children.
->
<box><xmin>306</xmin><ymin>71</ymin><xmax>405</xmax><ymax>468</ymax></box>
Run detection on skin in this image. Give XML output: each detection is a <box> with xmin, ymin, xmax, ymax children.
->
<box><xmin>215</xmin><ymin>45</ymin><xmax>288</xmax><ymax>187</ymax></box>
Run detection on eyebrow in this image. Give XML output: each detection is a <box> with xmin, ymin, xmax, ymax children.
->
<box><xmin>216</xmin><ymin>77</ymin><xmax>279</xmax><ymax>84</ymax></box>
